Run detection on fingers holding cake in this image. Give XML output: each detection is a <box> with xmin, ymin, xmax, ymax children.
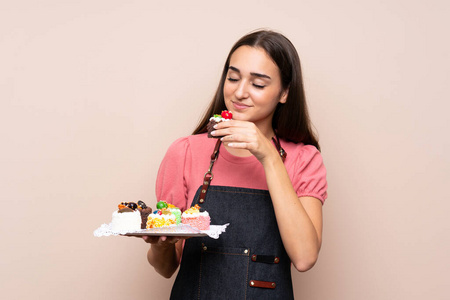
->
<box><xmin>208</xmin><ymin>110</ymin><xmax>256</xmax><ymax>142</ymax></box>
<box><xmin>207</xmin><ymin>110</ymin><xmax>233</xmax><ymax>138</ymax></box>
<box><xmin>211</xmin><ymin>120</ymin><xmax>255</xmax><ymax>140</ymax></box>
<box><xmin>212</xmin><ymin>120</ymin><xmax>274</xmax><ymax>159</ymax></box>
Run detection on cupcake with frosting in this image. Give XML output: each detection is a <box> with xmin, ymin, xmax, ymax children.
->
<box><xmin>207</xmin><ymin>110</ymin><xmax>232</xmax><ymax>138</ymax></box>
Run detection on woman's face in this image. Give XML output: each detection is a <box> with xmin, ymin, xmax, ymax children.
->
<box><xmin>223</xmin><ymin>46</ymin><xmax>287</xmax><ymax>131</ymax></box>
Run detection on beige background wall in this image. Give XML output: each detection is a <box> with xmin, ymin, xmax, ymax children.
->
<box><xmin>1</xmin><ymin>0</ymin><xmax>449</xmax><ymax>299</ymax></box>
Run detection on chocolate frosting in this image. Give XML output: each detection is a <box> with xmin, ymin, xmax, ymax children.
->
<box><xmin>207</xmin><ymin>120</ymin><xmax>222</xmax><ymax>138</ymax></box>
<box><xmin>140</xmin><ymin>208</ymin><xmax>152</xmax><ymax>229</ymax></box>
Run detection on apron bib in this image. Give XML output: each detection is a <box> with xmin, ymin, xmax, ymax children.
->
<box><xmin>170</xmin><ymin>139</ymin><xmax>293</xmax><ymax>299</ymax></box>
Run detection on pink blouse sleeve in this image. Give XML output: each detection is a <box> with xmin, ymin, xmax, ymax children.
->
<box><xmin>293</xmin><ymin>145</ymin><xmax>328</xmax><ymax>204</ymax></box>
<box><xmin>155</xmin><ymin>137</ymin><xmax>191</xmax><ymax>211</ymax></box>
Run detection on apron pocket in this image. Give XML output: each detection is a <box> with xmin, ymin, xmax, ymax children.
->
<box><xmin>199</xmin><ymin>244</ymin><xmax>250</xmax><ymax>300</ymax></box>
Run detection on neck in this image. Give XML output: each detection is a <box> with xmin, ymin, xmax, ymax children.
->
<box><xmin>255</xmin><ymin>119</ymin><xmax>275</xmax><ymax>140</ymax></box>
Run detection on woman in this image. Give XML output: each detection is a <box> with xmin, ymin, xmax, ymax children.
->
<box><xmin>144</xmin><ymin>29</ymin><xmax>327</xmax><ymax>299</ymax></box>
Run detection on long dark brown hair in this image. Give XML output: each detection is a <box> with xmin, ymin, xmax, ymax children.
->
<box><xmin>193</xmin><ymin>29</ymin><xmax>320</xmax><ymax>150</ymax></box>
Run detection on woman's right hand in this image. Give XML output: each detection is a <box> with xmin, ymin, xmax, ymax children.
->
<box><xmin>142</xmin><ymin>235</ymin><xmax>183</xmax><ymax>246</ymax></box>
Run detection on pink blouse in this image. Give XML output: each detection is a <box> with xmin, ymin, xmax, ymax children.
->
<box><xmin>156</xmin><ymin>133</ymin><xmax>327</xmax><ymax>211</ymax></box>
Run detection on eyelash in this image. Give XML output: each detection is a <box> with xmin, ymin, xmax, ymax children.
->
<box><xmin>226</xmin><ymin>77</ymin><xmax>265</xmax><ymax>89</ymax></box>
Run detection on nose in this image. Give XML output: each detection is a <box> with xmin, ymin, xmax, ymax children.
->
<box><xmin>234</xmin><ymin>80</ymin><xmax>249</xmax><ymax>99</ymax></box>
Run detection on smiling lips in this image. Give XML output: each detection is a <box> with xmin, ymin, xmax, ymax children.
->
<box><xmin>232</xmin><ymin>101</ymin><xmax>251</xmax><ymax>110</ymax></box>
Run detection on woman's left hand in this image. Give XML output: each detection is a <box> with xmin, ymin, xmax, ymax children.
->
<box><xmin>211</xmin><ymin>120</ymin><xmax>279</xmax><ymax>164</ymax></box>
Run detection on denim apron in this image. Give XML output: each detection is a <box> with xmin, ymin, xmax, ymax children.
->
<box><xmin>170</xmin><ymin>139</ymin><xmax>294</xmax><ymax>300</ymax></box>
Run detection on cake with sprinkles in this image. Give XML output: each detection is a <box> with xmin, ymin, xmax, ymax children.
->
<box><xmin>109</xmin><ymin>200</ymin><xmax>211</xmax><ymax>232</ymax></box>
<box><xmin>146</xmin><ymin>201</ymin><xmax>181</xmax><ymax>228</ymax></box>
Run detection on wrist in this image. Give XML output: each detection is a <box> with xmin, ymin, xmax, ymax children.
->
<box><xmin>261</xmin><ymin>146</ymin><xmax>283</xmax><ymax>168</ymax></box>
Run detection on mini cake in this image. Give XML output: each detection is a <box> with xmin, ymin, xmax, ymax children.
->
<box><xmin>111</xmin><ymin>201</ymin><xmax>152</xmax><ymax>232</ymax></box>
<box><xmin>207</xmin><ymin>110</ymin><xmax>232</xmax><ymax>138</ymax></box>
<box><xmin>111</xmin><ymin>207</ymin><xmax>141</xmax><ymax>232</ymax></box>
<box><xmin>181</xmin><ymin>204</ymin><xmax>211</xmax><ymax>230</ymax></box>
<box><xmin>147</xmin><ymin>208</ymin><xmax>176</xmax><ymax>228</ymax></box>
<box><xmin>154</xmin><ymin>201</ymin><xmax>182</xmax><ymax>225</ymax></box>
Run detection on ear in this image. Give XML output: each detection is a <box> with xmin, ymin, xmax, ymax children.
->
<box><xmin>279</xmin><ymin>88</ymin><xmax>289</xmax><ymax>104</ymax></box>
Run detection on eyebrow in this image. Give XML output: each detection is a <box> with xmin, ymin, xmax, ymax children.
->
<box><xmin>228</xmin><ymin>66</ymin><xmax>271</xmax><ymax>80</ymax></box>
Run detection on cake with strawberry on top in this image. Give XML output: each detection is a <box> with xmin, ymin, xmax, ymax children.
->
<box><xmin>207</xmin><ymin>110</ymin><xmax>232</xmax><ymax>138</ymax></box>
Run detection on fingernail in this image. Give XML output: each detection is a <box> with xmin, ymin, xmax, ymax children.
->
<box><xmin>211</xmin><ymin>131</ymin><xmax>216</xmax><ymax>135</ymax></box>
<box><xmin>213</xmin><ymin>124</ymin><xmax>218</xmax><ymax>129</ymax></box>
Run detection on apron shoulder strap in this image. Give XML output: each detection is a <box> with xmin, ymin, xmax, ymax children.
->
<box><xmin>198</xmin><ymin>134</ymin><xmax>286</xmax><ymax>204</ymax></box>
<box><xmin>198</xmin><ymin>139</ymin><xmax>222</xmax><ymax>204</ymax></box>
